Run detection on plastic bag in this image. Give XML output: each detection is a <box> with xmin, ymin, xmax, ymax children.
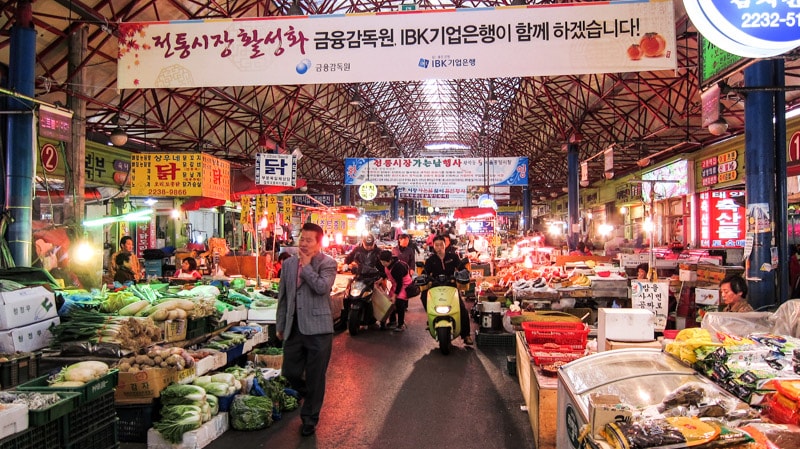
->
<box><xmin>700</xmin><ymin>312</ymin><xmax>773</xmax><ymax>341</ymax></box>
<box><xmin>770</xmin><ymin>299</ymin><xmax>800</xmax><ymax>338</ymax></box>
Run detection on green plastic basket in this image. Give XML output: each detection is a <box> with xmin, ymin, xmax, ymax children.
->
<box><xmin>61</xmin><ymin>391</ymin><xmax>117</xmax><ymax>446</ymax></box>
<box><xmin>0</xmin><ymin>417</ymin><xmax>60</xmax><ymax>449</ymax></box>
<box><xmin>12</xmin><ymin>390</ymin><xmax>82</xmax><ymax>427</ymax></box>
<box><xmin>17</xmin><ymin>369</ymin><xmax>118</xmax><ymax>405</ymax></box>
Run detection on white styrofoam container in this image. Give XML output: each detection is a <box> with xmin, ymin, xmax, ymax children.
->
<box><xmin>0</xmin><ymin>317</ymin><xmax>60</xmax><ymax>353</ymax></box>
<box><xmin>247</xmin><ymin>307</ymin><xmax>277</xmax><ymax>322</ymax></box>
<box><xmin>597</xmin><ymin>308</ymin><xmax>655</xmax><ymax>351</ymax></box>
<box><xmin>0</xmin><ymin>286</ymin><xmax>57</xmax><ymax>330</ymax></box>
<box><xmin>0</xmin><ymin>403</ymin><xmax>28</xmax><ymax>440</ymax></box>
<box><xmin>147</xmin><ymin>412</ymin><xmax>228</xmax><ymax>449</ymax></box>
<box><xmin>221</xmin><ymin>307</ymin><xmax>248</xmax><ymax>324</ymax></box>
<box><xmin>679</xmin><ymin>269</ymin><xmax>698</xmax><ymax>282</ymax></box>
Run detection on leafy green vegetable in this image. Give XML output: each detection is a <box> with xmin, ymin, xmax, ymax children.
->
<box><xmin>206</xmin><ymin>394</ymin><xmax>219</xmax><ymax>416</ymax></box>
<box><xmin>160</xmin><ymin>384</ymin><xmax>206</xmax><ymax>406</ymax></box>
<box><xmin>230</xmin><ymin>395</ymin><xmax>273</xmax><ymax>431</ymax></box>
<box><xmin>154</xmin><ymin>405</ymin><xmax>202</xmax><ymax>443</ymax></box>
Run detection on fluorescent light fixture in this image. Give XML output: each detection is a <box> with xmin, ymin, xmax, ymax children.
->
<box><xmin>83</xmin><ymin>208</ymin><xmax>154</xmax><ymax>227</ymax></box>
<box><xmin>143</xmin><ymin>198</ymin><xmax>158</xmax><ymax>206</ymax></box>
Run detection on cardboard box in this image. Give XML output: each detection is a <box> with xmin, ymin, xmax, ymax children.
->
<box><xmin>589</xmin><ymin>394</ymin><xmax>632</xmax><ymax>437</ymax></box>
<box><xmin>679</xmin><ymin>269</ymin><xmax>697</xmax><ymax>282</ymax></box>
<box><xmin>605</xmin><ymin>338</ymin><xmax>664</xmax><ymax>351</ymax></box>
<box><xmin>114</xmin><ymin>366</ymin><xmax>196</xmax><ymax>401</ymax></box>
<box><xmin>156</xmin><ymin>319</ymin><xmax>187</xmax><ymax>343</ymax></box>
<box><xmin>0</xmin><ymin>286</ymin><xmax>57</xmax><ymax>330</ymax></box>
<box><xmin>0</xmin><ymin>317</ymin><xmax>60</xmax><ymax>353</ymax></box>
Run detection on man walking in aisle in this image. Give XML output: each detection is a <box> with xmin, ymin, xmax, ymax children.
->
<box><xmin>276</xmin><ymin>222</ymin><xmax>338</xmax><ymax>437</ymax></box>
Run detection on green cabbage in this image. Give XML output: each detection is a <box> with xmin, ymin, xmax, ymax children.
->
<box><xmin>160</xmin><ymin>384</ymin><xmax>206</xmax><ymax>406</ymax></box>
<box><xmin>206</xmin><ymin>395</ymin><xmax>219</xmax><ymax>416</ymax></box>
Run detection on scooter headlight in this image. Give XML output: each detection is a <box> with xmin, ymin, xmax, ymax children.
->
<box><xmin>434</xmin><ymin>305</ymin><xmax>451</xmax><ymax>314</ymax></box>
<box><xmin>350</xmin><ymin>285</ymin><xmax>364</xmax><ymax>296</ymax></box>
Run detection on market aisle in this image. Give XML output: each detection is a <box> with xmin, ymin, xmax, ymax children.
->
<box><xmin>122</xmin><ymin>300</ymin><xmax>534</xmax><ymax>449</ymax></box>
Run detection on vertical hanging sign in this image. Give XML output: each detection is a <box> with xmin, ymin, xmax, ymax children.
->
<box><xmin>266</xmin><ymin>195</ymin><xmax>278</xmax><ymax>224</ymax></box>
<box><xmin>604</xmin><ymin>147</ymin><xmax>614</xmax><ymax>178</ymax></box>
<box><xmin>580</xmin><ymin>161</ymin><xmax>588</xmax><ymax>185</ymax></box>
<box><xmin>281</xmin><ymin>195</ymin><xmax>293</xmax><ymax>219</ymax></box>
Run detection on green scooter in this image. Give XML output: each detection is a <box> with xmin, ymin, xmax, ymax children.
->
<box><xmin>416</xmin><ymin>269</ymin><xmax>471</xmax><ymax>355</ymax></box>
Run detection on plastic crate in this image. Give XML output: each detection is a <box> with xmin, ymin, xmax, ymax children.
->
<box><xmin>17</xmin><ymin>369</ymin><xmax>118</xmax><ymax>404</ymax></box>
<box><xmin>0</xmin><ymin>352</ymin><xmax>40</xmax><ymax>390</ymax></box>
<box><xmin>217</xmin><ymin>393</ymin><xmax>237</xmax><ymax>412</ymax></box>
<box><xmin>20</xmin><ymin>391</ymin><xmax>81</xmax><ymax>426</ymax></box>
<box><xmin>63</xmin><ymin>418</ymin><xmax>118</xmax><ymax>449</ymax></box>
<box><xmin>116</xmin><ymin>400</ymin><xmax>160</xmax><ymax>443</ymax></box>
<box><xmin>61</xmin><ymin>391</ymin><xmax>117</xmax><ymax>446</ymax></box>
<box><xmin>186</xmin><ymin>317</ymin><xmax>208</xmax><ymax>340</ymax></box>
<box><xmin>0</xmin><ymin>417</ymin><xmax>60</xmax><ymax>449</ymax></box>
<box><xmin>225</xmin><ymin>343</ymin><xmax>245</xmax><ymax>366</ymax></box>
<box><xmin>521</xmin><ymin>321</ymin><xmax>590</xmax><ymax>347</ymax></box>
<box><xmin>475</xmin><ymin>330</ymin><xmax>515</xmax><ymax>349</ymax></box>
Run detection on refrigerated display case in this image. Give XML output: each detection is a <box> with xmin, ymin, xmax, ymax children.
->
<box><xmin>556</xmin><ymin>348</ymin><xmax>749</xmax><ymax>448</ymax></box>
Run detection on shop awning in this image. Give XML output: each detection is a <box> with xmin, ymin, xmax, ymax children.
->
<box><xmin>180</xmin><ymin>196</ymin><xmax>227</xmax><ymax>211</ymax></box>
<box><xmin>453</xmin><ymin>207</ymin><xmax>496</xmax><ymax>219</ymax></box>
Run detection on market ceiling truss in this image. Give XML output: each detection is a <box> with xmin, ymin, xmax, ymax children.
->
<box><xmin>0</xmin><ymin>0</ymin><xmax>798</xmax><ymax>200</ymax></box>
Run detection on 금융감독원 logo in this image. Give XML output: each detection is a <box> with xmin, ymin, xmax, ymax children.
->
<box><xmin>418</xmin><ymin>57</ymin><xmax>476</xmax><ymax>70</ymax></box>
<box><xmin>296</xmin><ymin>59</ymin><xmax>311</xmax><ymax>74</ymax></box>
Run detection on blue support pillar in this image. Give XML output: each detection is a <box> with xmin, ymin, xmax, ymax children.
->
<box><xmin>5</xmin><ymin>3</ymin><xmax>36</xmax><ymax>267</ymax></box>
<box><xmin>744</xmin><ymin>60</ymin><xmax>777</xmax><ymax>310</ymax></box>
<box><xmin>567</xmin><ymin>144</ymin><xmax>580</xmax><ymax>250</ymax></box>
<box><xmin>774</xmin><ymin>59</ymin><xmax>789</xmax><ymax>306</ymax></box>
<box><xmin>522</xmin><ymin>186</ymin><xmax>531</xmax><ymax>233</ymax></box>
<box><xmin>342</xmin><ymin>185</ymin><xmax>351</xmax><ymax>206</ymax></box>
<box><xmin>393</xmin><ymin>188</ymin><xmax>400</xmax><ymax>221</ymax></box>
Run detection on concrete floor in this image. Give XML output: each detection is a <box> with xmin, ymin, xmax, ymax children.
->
<box><xmin>121</xmin><ymin>300</ymin><xmax>535</xmax><ymax>449</ymax></box>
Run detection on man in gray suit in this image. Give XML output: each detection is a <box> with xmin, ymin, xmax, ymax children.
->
<box><xmin>276</xmin><ymin>222</ymin><xmax>338</xmax><ymax>437</ymax></box>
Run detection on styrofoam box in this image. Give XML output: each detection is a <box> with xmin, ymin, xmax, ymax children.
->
<box><xmin>221</xmin><ymin>307</ymin><xmax>248</xmax><ymax>324</ymax></box>
<box><xmin>0</xmin><ymin>286</ymin><xmax>57</xmax><ymax>330</ymax></box>
<box><xmin>147</xmin><ymin>412</ymin><xmax>229</xmax><ymax>449</ymax></box>
<box><xmin>597</xmin><ymin>308</ymin><xmax>654</xmax><ymax>351</ymax></box>
<box><xmin>195</xmin><ymin>352</ymin><xmax>226</xmax><ymax>376</ymax></box>
<box><xmin>679</xmin><ymin>269</ymin><xmax>697</xmax><ymax>282</ymax></box>
<box><xmin>247</xmin><ymin>306</ymin><xmax>277</xmax><ymax>322</ymax></box>
<box><xmin>0</xmin><ymin>403</ymin><xmax>28</xmax><ymax>440</ymax></box>
<box><xmin>0</xmin><ymin>317</ymin><xmax>60</xmax><ymax>353</ymax></box>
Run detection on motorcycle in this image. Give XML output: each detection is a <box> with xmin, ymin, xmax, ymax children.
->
<box><xmin>416</xmin><ymin>268</ymin><xmax>471</xmax><ymax>355</ymax></box>
<box><xmin>344</xmin><ymin>265</ymin><xmax>385</xmax><ymax>336</ymax></box>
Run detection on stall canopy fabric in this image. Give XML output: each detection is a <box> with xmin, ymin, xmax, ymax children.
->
<box><xmin>180</xmin><ymin>197</ymin><xmax>227</xmax><ymax>211</ymax></box>
<box><xmin>453</xmin><ymin>207</ymin><xmax>497</xmax><ymax>219</ymax></box>
<box><xmin>230</xmin><ymin>166</ymin><xmax>306</xmax><ymax>201</ymax></box>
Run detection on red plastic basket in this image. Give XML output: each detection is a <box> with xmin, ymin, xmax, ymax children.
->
<box><xmin>521</xmin><ymin>321</ymin><xmax>589</xmax><ymax>347</ymax></box>
<box><xmin>529</xmin><ymin>350</ymin><xmax>584</xmax><ymax>365</ymax></box>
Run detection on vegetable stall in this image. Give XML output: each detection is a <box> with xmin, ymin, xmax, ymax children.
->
<box><xmin>0</xmin><ymin>279</ymin><xmax>293</xmax><ymax>448</ymax></box>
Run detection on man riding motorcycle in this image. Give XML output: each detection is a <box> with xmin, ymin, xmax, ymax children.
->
<box><xmin>422</xmin><ymin>235</ymin><xmax>473</xmax><ymax>345</ymax></box>
<box><xmin>344</xmin><ymin>234</ymin><xmax>382</xmax><ymax>275</ymax></box>
<box><xmin>343</xmin><ymin>234</ymin><xmax>384</xmax><ymax>329</ymax></box>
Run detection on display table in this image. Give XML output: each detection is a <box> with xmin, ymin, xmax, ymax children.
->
<box><xmin>515</xmin><ymin>332</ymin><xmax>557</xmax><ymax>449</ymax></box>
<box><xmin>218</xmin><ymin>255</ymin><xmax>275</xmax><ymax>279</ymax></box>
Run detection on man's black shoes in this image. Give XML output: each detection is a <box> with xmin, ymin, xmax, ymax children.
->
<box><xmin>301</xmin><ymin>423</ymin><xmax>316</xmax><ymax>436</ymax></box>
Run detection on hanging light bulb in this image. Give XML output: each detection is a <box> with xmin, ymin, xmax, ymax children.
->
<box><xmin>110</xmin><ymin>127</ymin><xmax>128</xmax><ymax>146</ymax></box>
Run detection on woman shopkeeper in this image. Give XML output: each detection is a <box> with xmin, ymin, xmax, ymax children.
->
<box><xmin>174</xmin><ymin>257</ymin><xmax>203</xmax><ymax>280</ymax></box>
